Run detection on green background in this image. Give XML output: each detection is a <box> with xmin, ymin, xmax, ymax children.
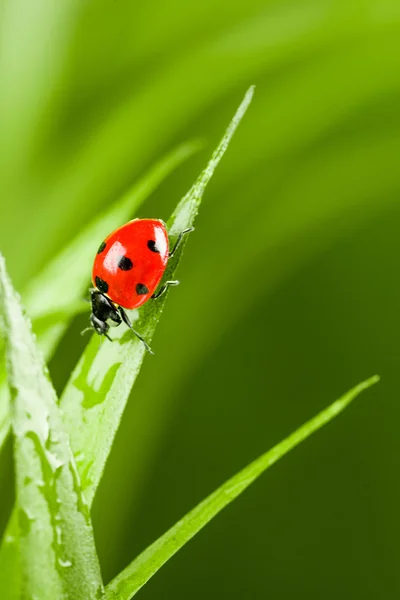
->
<box><xmin>1</xmin><ymin>0</ymin><xmax>400</xmax><ymax>597</ymax></box>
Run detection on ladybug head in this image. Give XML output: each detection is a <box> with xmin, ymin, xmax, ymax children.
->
<box><xmin>89</xmin><ymin>289</ymin><xmax>121</xmax><ymax>339</ymax></box>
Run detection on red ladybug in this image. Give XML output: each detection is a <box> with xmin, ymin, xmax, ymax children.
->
<box><xmin>89</xmin><ymin>218</ymin><xmax>193</xmax><ymax>353</ymax></box>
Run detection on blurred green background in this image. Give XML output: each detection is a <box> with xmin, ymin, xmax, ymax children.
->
<box><xmin>1</xmin><ymin>0</ymin><xmax>400</xmax><ymax>597</ymax></box>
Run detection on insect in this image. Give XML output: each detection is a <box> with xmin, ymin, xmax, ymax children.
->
<box><xmin>87</xmin><ymin>218</ymin><xmax>193</xmax><ymax>354</ymax></box>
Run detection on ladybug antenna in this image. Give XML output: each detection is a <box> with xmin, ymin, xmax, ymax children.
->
<box><xmin>80</xmin><ymin>327</ymin><xmax>92</xmax><ymax>336</ymax></box>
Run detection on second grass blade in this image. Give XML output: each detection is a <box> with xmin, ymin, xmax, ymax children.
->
<box><xmin>105</xmin><ymin>375</ymin><xmax>379</xmax><ymax>600</ymax></box>
<box><xmin>0</xmin><ymin>254</ymin><xmax>104</xmax><ymax>599</ymax></box>
<box><xmin>60</xmin><ymin>86</ymin><xmax>255</xmax><ymax>505</ymax></box>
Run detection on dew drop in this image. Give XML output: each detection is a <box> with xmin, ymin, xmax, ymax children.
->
<box><xmin>74</xmin><ymin>452</ymin><xmax>85</xmax><ymax>464</ymax></box>
<box><xmin>46</xmin><ymin>450</ymin><xmax>64</xmax><ymax>472</ymax></box>
<box><xmin>58</xmin><ymin>558</ymin><xmax>72</xmax><ymax>568</ymax></box>
<box><xmin>55</xmin><ymin>525</ymin><xmax>63</xmax><ymax>546</ymax></box>
<box><xmin>5</xmin><ymin>535</ymin><xmax>15</xmax><ymax>544</ymax></box>
<box><xmin>19</xmin><ymin>508</ymin><xmax>34</xmax><ymax>536</ymax></box>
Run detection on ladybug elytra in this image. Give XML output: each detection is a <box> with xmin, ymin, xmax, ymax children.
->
<box><xmin>88</xmin><ymin>218</ymin><xmax>193</xmax><ymax>353</ymax></box>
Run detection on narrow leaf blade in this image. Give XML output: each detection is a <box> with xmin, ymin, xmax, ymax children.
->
<box><xmin>105</xmin><ymin>375</ymin><xmax>379</xmax><ymax>600</ymax></box>
<box><xmin>0</xmin><ymin>254</ymin><xmax>104</xmax><ymax>599</ymax></box>
<box><xmin>60</xmin><ymin>86</ymin><xmax>255</xmax><ymax>505</ymax></box>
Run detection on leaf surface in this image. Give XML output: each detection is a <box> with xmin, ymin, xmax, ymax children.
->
<box><xmin>60</xmin><ymin>86</ymin><xmax>255</xmax><ymax>505</ymax></box>
<box><xmin>106</xmin><ymin>376</ymin><xmax>379</xmax><ymax>600</ymax></box>
<box><xmin>0</xmin><ymin>254</ymin><xmax>104</xmax><ymax>599</ymax></box>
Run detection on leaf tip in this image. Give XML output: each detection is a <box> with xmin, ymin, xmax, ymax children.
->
<box><xmin>174</xmin><ymin>138</ymin><xmax>205</xmax><ymax>162</ymax></box>
<box><xmin>357</xmin><ymin>374</ymin><xmax>380</xmax><ymax>391</ymax></box>
<box><xmin>246</xmin><ymin>84</ymin><xmax>256</xmax><ymax>97</ymax></box>
<box><xmin>239</xmin><ymin>85</ymin><xmax>255</xmax><ymax>113</ymax></box>
<box><xmin>334</xmin><ymin>374</ymin><xmax>380</xmax><ymax>416</ymax></box>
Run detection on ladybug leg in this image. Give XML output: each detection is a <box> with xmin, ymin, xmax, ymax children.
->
<box><xmin>151</xmin><ymin>280</ymin><xmax>179</xmax><ymax>299</ymax></box>
<box><xmin>118</xmin><ymin>307</ymin><xmax>154</xmax><ymax>355</ymax></box>
<box><xmin>81</xmin><ymin>325</ymin><xmax>114</xmax><ymax>341</ymax></box>
<box><xmin>168</xmin><ymin>227</ymin><xmax>194</xmax><ymax>258</ymax></box>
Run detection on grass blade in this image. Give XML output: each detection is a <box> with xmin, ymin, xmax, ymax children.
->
<box><xmin>105</xmin><ymin>375</ymin><xmax>379</xmax><ymax>600</ymax></box>
<box><xmin>0</xmin><ymin>254</ymin><xmax>104</xmax><ymax>599</ymax></box>
<box><xmin>60</xmin><ymin>86</ymin><xmax>254</xmax><ymax>505</ymax></box>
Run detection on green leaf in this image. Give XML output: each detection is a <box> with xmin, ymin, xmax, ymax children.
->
<box><xmin>0</xmin><ymin>254</ymin><xmax>104</xmax><ymax>599</ymax></box>
<box><xmin>60</xmin><ymin>86</ymin><xmax>254</xmax><ymax>505</ymax></box>
<box><xmin>105</xmin><ymin>375</ymin><xmax>379</xmax><ymax>600</ymax></box>
<box><xmin>0</xmin><ymin>140</ymin><xmax>200</xmax><ymax>462</ymax></box>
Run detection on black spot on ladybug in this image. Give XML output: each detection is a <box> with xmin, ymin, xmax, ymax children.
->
<box><xmin>95</xmin><ymin>276</ymin><xmax>109</xmax><ymax>294</ymax></box>
<box><xmin>136</xmin><ymin>283</ymin><xmax>149</xmax><ymax>295</ymax></box>
<box><xmin>147</xmin><ymin>239</ymin><xmax>160</xmax><ymax>253</ymax></box>
<box><xmin>97</xmin><ymin>241</ymin><xmax>106</xmax><ymax>254</ymax></box>
<box><xmin>118</xmin><ymin>256</ymin><xmax>133</xmax><ymax>271</ymax></box>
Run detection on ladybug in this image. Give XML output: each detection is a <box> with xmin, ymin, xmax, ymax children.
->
<box><xmin>88</xmin><ymin>218</ymin><xmax>193</xmax><ymax>354</ymax></box>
